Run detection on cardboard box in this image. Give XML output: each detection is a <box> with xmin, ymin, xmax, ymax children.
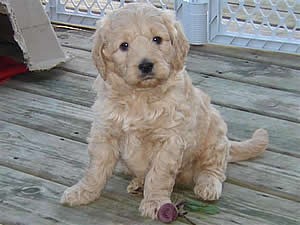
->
<box><xmin>0</xmin><ymin>0</ymin><xmax>66</xmax><ymax>70</ymax></box>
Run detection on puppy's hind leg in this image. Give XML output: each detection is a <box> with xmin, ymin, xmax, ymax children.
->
<box><xmin>193</xmin><ymin>138</ymin><xmax>229</xmax><ymax>201</ymax></box>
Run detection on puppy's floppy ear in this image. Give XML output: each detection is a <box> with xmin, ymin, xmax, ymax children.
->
<box><xmin>163</xmin><ymin>11</ymin><xmax>190</xmax><ymax>71</ymax></box>
<box><xmin>92</xmin><ymin>19</ymin><xmax>108</xmax><ymax>80</ymax></box>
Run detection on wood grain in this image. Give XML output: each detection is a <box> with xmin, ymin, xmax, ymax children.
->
<box><xmin>54</xmin><ymin>27</ymin><xmax>300</xmax><ymax>69</ymax></box>
<box><xmin>4</xmin><ymin>69</ymin><xmax>300</xmax><ymax>157</ymax></box>
<box><xmin>9</xmin><ymin>48</ymin><xmax>300</xmax><ymax>123</ymax></box>
<box><xmin>1</xmin><ymin>124</ymin><xmax>300</xmax><ymax>224</ymax></box>
<box><xmin>0</xmin><ymin>86</ymin><xmax>92</xmax><ymax>143</ymax></box>
<box><xmin>0</xmin><ymin>107</ymin><xmax>300</xmax><ymax>201</ymax></box>
<box><xmin>0</xmin><ymin>166</ymin><xmax>179</xmax><ymax>225</ymax></box>
<box><xmin>187</xmin><ymin>50</ymin><xmax>300</xmax><ymax>94</ymax></box>
<box><xmin>60</xmin><ymin>46</ymin><xmax>300</xmax><ymax>94</ymax></box>
<box><xmin>1</xmin><ymin>23</ymin><xmax>299</xmax><ymax>225</ymax></box>
<box><xmin>2</xmin><ymin>81</ymin><xmax>299</xmax><ymax>160</ymax></box>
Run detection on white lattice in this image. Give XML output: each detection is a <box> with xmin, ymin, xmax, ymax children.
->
<box><xmin>223</xmin><ymin>0</ymin><xmax>299</xmax><ymax>40</ymax></box>
<box><xmin>45</xmin><ymin>0</ymin><xmax>173</xmax><ymax>28</ymax></box>
<box><xmin>209</xmin><ymin>0</ymin><xmax>300</xmax><ymax>54</ymax></box>
<box><xmin>58</xmin><ymin>0</ymin><xmax>172</xmax><ymax>13</ymax></box>
<box><xmin>57</xmin><ymin>0</ymin><xmax>125</xmax><ymax>16</ymax></box>
<box><xmin>44</xmin><ymin>0</ymin><xmax>300</xmax><ymax>54</ymax></box>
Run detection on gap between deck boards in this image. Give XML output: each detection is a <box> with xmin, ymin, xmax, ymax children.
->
<box><xmin>1</xmin><ymin>122</ymin><xmax>300</xmax><ymax>225</ymax></box>
<box><xmin>0</xmin><ymin>165</ymin><xmax>180</xmax><ymax>225</ymax></box>
<box><xmin>1</xmin><ymin>86</ymin><xmax>299</xmax><ymax>203</ymax></box>
<box><xmin>56</xmin><ymin>45</ymin><xmax>300</xmax><ymax>123</ymax></box>
<box><xmin>54</xmin><ymin>27</ymin><xmax>300</xmax><ymax>70</ymax></box>
<box><xmin>1</xmin><ymin>25</ymin><xmax>299</xmax><ymax>224</ymax></box>
<box><xmin>4</xmin><ymin>70</ymin><xmax>300</xmax><ymax>158</ymax></box>
<box><xmin>58</xmin><ymin>41</ymin><xmax>300</xmax><ymax>96</ymax></box>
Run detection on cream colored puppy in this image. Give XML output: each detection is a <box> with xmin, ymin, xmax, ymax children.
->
<box><xmin>61</xmin><ymin>3</ymin><xmax>269</xmax><ymax>219</ymax></box>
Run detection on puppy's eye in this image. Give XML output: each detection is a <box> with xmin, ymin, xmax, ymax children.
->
<box><xmin>152</xmin><ymin>36</ymin><xmax>162</xmax><ymax>45</ymax></box>
<box><xmin>120</xmin><ymin>42</ymin><xmax>129</xmax><ymax>51</ymax></box>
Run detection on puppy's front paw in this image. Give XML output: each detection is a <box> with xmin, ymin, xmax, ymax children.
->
<box><xmin>60</xmin><ymin>182</ymin><xmax>100</xmax><ymax>206</ymax></box>
<box><xmin>139</xmin><ymin>198</ymin><xmax>171</xmax><ymax>219</ymax></box>
<box><xmin>194</xmin><ymin>175</ymin><xmax>223</xmax><ymax>201</ymax></box>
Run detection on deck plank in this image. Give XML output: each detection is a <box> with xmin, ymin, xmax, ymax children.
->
<box><xmin>4</xmin><ymin>65</ymin><xmax>300</xmax><ymax>157</ymax></box>
<box><xmin>55</xmin><ymin>28</ymin><xmax>300</xmax><ymax>69</ymax></box>
<box><xmin>0</xmin><ymin>86</ymin><xmax>299</xmax><ymax>200</ymax></box>
<box><xmin>55</xmin><ymin>47</ymin><xmax>300</xmax><ymax>123</ymax></box>
<box><xmin>0</xmin><ymin>86</ymin><xmax>92</xmax><ymax>143</ymax></box>
<box><xmin>192</xmin><ymin>72</ymin><xmax>300</xmax><ymax>123</ymax></box>
<box><xmin>0</xmin><ymin>166</ymin><xmax>182</xmax><ymax>225</ymax></box>
<box><xmin>8</xmin><ymin>66</ymin><xmax>300</xmax><ymax>123</ymax></box>
<box><xmin>1</xmin><ymin>25</ymin><xmax>299</xmax><ymax>225</ymax></box>
<box><xmin>1</xmin><ymin>123</ymin><xmax>300</xmax><ymax>225</ymax></box>
<box><xmin>67</xmin><ymin>45</ymin><xmax>300</xmax><ymax>96</ymax></box>
<box><xmin>0</xmin><ymin>204</ymin><xmax>64</xmax><ymax>225</ymax></box>
<box><xmin>60</xmin><ymin>47</ymin><xmax>300</xmax><ymax>94</ymax></box>
<box><xmin>187</xmin><ymin>51</ymin><xmax>300</xmax><ymax>94</ymax></box>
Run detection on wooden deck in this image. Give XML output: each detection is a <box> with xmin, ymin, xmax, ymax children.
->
<box><xmin>1</xmin><ymin>27</ymin><xmax>300</xmax><ymax>225</ymax></box>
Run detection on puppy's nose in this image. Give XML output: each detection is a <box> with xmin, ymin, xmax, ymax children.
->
<box><xmin>138</xmin><ymin>60</ymin><xmax>154</xmax><ymax>74</ymax></box>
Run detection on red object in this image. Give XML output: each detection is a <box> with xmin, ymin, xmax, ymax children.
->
<box><xmin>157</xmin><ymin>203</ymin><xmax>178</xmax><ymax>223</ymax></box>
<box><xmin>0</xmin><ymin>56</ymin><xmax>28</xmax><ymax>84</ymax></box>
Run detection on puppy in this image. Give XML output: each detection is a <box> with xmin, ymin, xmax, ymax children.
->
<box><xmin>61</xmin><ymin>3</ymin><xmax>269</xmax><ymax>219</ymax></box>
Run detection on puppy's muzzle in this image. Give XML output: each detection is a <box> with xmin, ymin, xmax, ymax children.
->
<box><xmin>138</xmin><ymin>59</ymin><xmax>154</xmax><ymax>78</ymax></box>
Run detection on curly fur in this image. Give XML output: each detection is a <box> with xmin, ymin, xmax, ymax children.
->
<box><xmin>61</xmin><ymin>3</ymin><xmax>269</xmax><ymax>219</ymax></box>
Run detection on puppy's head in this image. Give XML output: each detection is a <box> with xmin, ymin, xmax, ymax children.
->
<box><xmin>92</xmin><ymin>3</ymin><xmax>189</xmax><ymax>88</ymax></box>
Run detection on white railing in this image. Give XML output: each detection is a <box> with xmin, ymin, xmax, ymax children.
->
<box><xmin>208</xmin><ymin>0</ymin><xmax>300</xmax><ymax>54</ymax></box>
<box><xmin>45</xmin><ymin>0</ymin><xmax>173</xmax><ymax>28</ymax></box>
<box><xmin>44</xmin><ymin>0</ymin><xmax>300</xmax><ymax>54</ymax></box>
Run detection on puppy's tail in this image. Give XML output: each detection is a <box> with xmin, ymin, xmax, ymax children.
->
<box><xmin>228</xmin><ymin>129</ymin><xmax>269</xmax><ymax>163</ymax></box>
